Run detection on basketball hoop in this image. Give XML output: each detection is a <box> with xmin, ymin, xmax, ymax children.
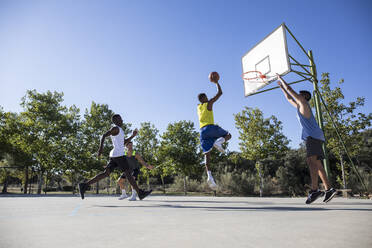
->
<box><xmin>242</xmin><ymin>71</ymin><xmax>268</xmax><ymax>84</ymax></box>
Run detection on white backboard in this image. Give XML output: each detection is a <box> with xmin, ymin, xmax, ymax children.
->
<box><xmin>242</xmin><ymin>23</ymin><xmax>291</xmax><ymax>97</ymax></box>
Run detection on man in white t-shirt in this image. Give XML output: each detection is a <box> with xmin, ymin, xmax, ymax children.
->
<box><xmin>78</xmin><ymin>114</ymin><xmax>152</xmax><ymax>200</ymax></box>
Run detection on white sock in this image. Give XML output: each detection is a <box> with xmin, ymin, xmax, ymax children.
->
<box><xmin>207</xmin><ymin>171</ymin><xmax>212</xmax><ymax>178</ymax></box>
<box><xmin>132</xmin><ymin>189</ymin><xmax>137</xmax><ymax>196</ymax></box>
<box><xmin>121</xmin><ymin>189</ymin><xmax>126</xmax><ymax>195</ymax></box>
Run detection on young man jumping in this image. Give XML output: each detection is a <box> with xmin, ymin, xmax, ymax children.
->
<box><xmin>277</xmin><ymin>74</ymin><xmax>337</xmax><ymax>204</ymax></box>
<box><xmin>117</xmin><ymin>141</ymin><xmax>154</xmax><ymax>201</ymax></box>
<box><xmin>197</xmin><ymin>71</ymin><xmax>231</xmax><ymax>189</ymax></box>
<box><xmin>78</xmin><ymin>114</ymin><xmax>152</xmax><ymax>200</ymax></box>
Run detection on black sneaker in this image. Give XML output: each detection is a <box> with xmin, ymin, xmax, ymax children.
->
<box><xmin>138</xmin><ymin>189</ymin><xmax>152</xmax><ymax>200</ymax></box>
<box><xmin>78</xmin><ymin>183</ymin><xmax>87</xmax><ymax>200</ymax></box>
<box><xmin>323</xmin><ymin>188</ymin><xmax>337</xmax><ymax>203</ymax></box>
<box><xmin>305</xmin><ymin>189</ymin><xmax>325</xmax><ymax>204</ymax></box>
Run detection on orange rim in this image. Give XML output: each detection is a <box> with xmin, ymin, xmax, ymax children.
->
<box><xmin>242</xmin><ymin>71</ymin><xmax>267</xmax><ymax>81</ymax></box>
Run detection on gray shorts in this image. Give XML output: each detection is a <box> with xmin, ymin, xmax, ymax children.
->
<box><xmin>305</xmin><ymin>136</ymin><xmax>324</xmax><ymax>160</ymax></box>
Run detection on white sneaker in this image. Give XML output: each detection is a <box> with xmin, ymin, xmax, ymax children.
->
<box><xmin>207</xmin><ymin>177</ymin><xmax>218</xmax><ymax>190</ymax></box>
<box><xmin>118</xmin><ymin>194</ymin><xmax>128</xmax><ymax>200</ymax></box>
<box><xmin>213</xmin><ymin>137</ymin><xmax>225</xmax><ymax>153</ymax></box>
<box><xmin>128</xmin><ymin>190</ymin><xmax>137</xmax><ymax>201</ymax></box>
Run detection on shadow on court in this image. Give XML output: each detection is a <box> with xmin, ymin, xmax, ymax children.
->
<box><xmin>91</xmin><ymin>204</ymin><xmax>372</xmax><ymax>212</ymax></box>
<box><xmin>158</xmin><ymin>199</ymin><xmax>372</xmax><ymax>206</ymax></box>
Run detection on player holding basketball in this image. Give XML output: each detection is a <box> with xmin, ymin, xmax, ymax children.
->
<box><xmin>117</xmin><ymin>141</ymin><xmax>154</xmax><ymax>201</ymax></box>
<box><xmin>78</xmin><ymin>114</ymin><xmax>152</xmax><ymax>200</ymax></box>
<box><xmin>197</xmin><ymin>72</ymin><xmax>232</xmax><ymax>189</ymax></box>
<box><xmin>277</xmin><ymin>74</ymin><xmax>337</xmax><ymax>204</ymax></box>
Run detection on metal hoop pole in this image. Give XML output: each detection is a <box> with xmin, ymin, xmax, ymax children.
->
<box><xmin>308</xmin><ymin>50</ymin><xmax>331</xmax><ymax>177</ymax></box>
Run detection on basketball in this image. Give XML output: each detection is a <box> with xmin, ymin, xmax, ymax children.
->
<box><xmin>209</xmin><ymin>71</ymin><xmax>220</xmax><ymax>82</ymax></box>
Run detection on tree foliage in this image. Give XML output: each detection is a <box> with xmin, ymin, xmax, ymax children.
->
<box><xmin>159</xmin><ymin>121</ymin><xmax>202</xmax><ymax>178</ymax></box>
<box><xmin>316</xmin><ymin>73</ymin><xmax>372</xmax><ymax>188</ymax></box>
<box><xmin>234</xmin><ymin>107</ymin><xmax>290</xmax><ymax>196</ymax></box>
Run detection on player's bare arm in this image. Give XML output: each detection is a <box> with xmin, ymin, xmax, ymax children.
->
<box><xmin>277</xmin><ymin>81</ymin><xmax>297</xmax><ymax>108</ymax></box>
<box><xmin>277</xmin><ymin>75</ymin><xmax>311</xmax><ymax>118</ymax></box>
<box><xmin>135</xmin><ymin>153</ymin><xmax>154</xmax><ymax>169</ymax></box>
<box><xmin>277</xmin><ymin>75</ymin><xmax>302</xmax><ymax>103</ymax></box>
<box><xmin>207</xmin><ymin>72</ymin><xmax>223</xmax><ymax>111</ymax></box>
<box><xmin>124</xmin><ymin>128</ymin><xmax>138</xmax><ymax>145</ymax></box>
<box><xmin>97</xmin><ymin>127</ymin><xmax>119</xmax><ymax>157</ymax></box>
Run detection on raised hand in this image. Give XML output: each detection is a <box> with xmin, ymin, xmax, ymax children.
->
<box><xmin>209</xmin><ymin>71</ymin><xmax>220</xmax><ymax>83</ymax></box>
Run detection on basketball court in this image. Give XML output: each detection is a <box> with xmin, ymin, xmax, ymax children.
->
<box><xmin>0</xmin><ymin>16</ymin><xmax>370</xmax><ymax>248</ymax></box>
<box><xmin>0</xmin><ymin>195</ymin><xmax>371</xmax><ymax>248</ymax></box>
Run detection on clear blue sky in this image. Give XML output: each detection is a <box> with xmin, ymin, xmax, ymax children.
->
<box><xmin>0</xmin><ymin>0</ymin><xmax>371</xmax><ymax>151</ymax></box>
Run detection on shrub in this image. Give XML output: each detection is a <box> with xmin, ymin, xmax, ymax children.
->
<box><xmin>43</xmin><ymin>187</ymin><xmax>57</xmax><ymax>192</ymax></box>
<box><xmin>218</xmin><ymin>170</ymin><xmax>255</xmax><ymax>196</ymax></box>
<box><xmin>168</xmin><ymin>176</ymin><xmax>186</xmax><ymax>192</ymax></box>
<box><xmin>62</xmin><ymin>185</ymin><xmax>74</xmax><ymax>191</ymax></box>
<box><xmin>347</xmin><ymin>168</ymin><xmax>372</xmax><ymax>195</ymax></box>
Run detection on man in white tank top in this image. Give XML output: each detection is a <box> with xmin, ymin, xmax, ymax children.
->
<box><xmin>78</xmin><ymin>114</ymin><xmax>152</xmax><ymax>200</ymax></box>
<box><xmin>277</xmin><ymin>75</ymin><xmax>336</xmax><ymax>204</ymax></box>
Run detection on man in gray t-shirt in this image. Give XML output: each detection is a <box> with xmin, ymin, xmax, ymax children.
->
<box><xmin>117</xmin><ymin>141</ymin><xmax>154</xmax><ymax>201</ymax></box>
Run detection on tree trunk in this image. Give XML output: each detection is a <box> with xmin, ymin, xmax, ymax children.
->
<box><xmin>44</xmin><ymin>172</ymin><xmax>48</xmax><ymax>195</ymax></box>
<box><xmin>147</xmin><ymin>175</ymin><xmax>150</xmax><ymax>190</ymax></box>
<box><xmin>96</xmin><ymin>181</ymin><xmax>99</xmax><ymax>194</ymax></box>
<box><xmin>28</xmin><ymin>170</ymin><xmax>33</xmax><ymax>194</ymax></box>
<box><xmin>1</xmin><ymin>180</ymin><xmax>8</xmax><ymax>193</ymax></box>
<box><xmin>183</xmin><ymin>176</ymin><xmax>187</xmax><ymax>196</ymax></box>
<box><xmin>259</xmin><ymin>169</ymin><xmax>263</xmax><ymax>197</ymax></box>
<box><xmin>71</xmin><ymin>176</ymin><xmax>76</xmax><ymax>195</ymax></box>
<box><xmin>161</xmin><ymin>175</ymin><xmax>166</xmax><ymax>194</ymax></box>
<box><xmin>340</xmin><ymin>154</ymin><xmax>346</xmax><ymax>189</ymax></box>
<box><xmin>107</xmin><ymin>177</ymin><xmax>110</xmax><ymax>195</ymax></box>
<box><xmin>2</xmin><ymin>171</ymin><xmax>8</xmax><ymax>193</ymax></box>
<box><xmin>37</xmin><ymin>171</ymin><xmax>43</xmax><ymax>194</ymax></box>
<box><xmin>257</xmin><ymin>162</ymin><xmax>263</xmax><ymax>197</ymax></box>
<box><xmin>23</xmin><ymin>166</ymin><xmax>29</xmax><ymax>194</ymax></box>
<box><xmin>57</xmin><ymin>180</ymin><xmax>62</xmax><ymax>191</ymax></box>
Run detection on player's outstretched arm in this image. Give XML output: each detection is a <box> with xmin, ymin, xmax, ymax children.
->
<box><xmin>135</xmin><ymin>153</ymin><xmax>154</xmax><ymax>169</ymax></box>
<box><xmin>97</xmin><ymin>127</ymin><xmax>118</xmax><ymax>157</ymax></box>
<box><xmin>207</xmin><ymin>72</ymin><xmax>223</xmax><ymax>111</ymax></box>
<box><xmin>278</xmin><ymin>82</ymin><xmax>297</xmax><ymax>108</ymax></box>
<box><xmin>277</xmin><ymin>74</ymin><xmax>300</xmax><ymax>108</ymax></box>
<box><xmin>124</xmin><ymin>128</ymin><xmax>138</xmax><ymax>145</ymax></box>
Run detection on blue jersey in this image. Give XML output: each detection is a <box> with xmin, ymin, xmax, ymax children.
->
<box><xmin>297</xmin><ymin>106</ymin><xmax>325</xmax><ymax>141</ymax></box>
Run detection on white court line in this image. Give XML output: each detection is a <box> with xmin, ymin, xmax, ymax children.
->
<box><xmin>69</xmin><ymin>203</ymin><xmax>82</xmax><ymax>216</ymax></box>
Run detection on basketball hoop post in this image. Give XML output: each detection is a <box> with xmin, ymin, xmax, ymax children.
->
<box><xmin>308</xmin><ymin>50</ymin><xmax>331</xmax><ymax>177</ymax></box>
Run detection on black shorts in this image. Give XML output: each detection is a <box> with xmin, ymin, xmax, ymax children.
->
<box><xmin>306</xmin><ymin>137</ymin><xmax>324</xmax><ymax>160</ymax></box>
<box><xmin>120</xmin><ymin>168</ymin><xmax>140</xmax><ymax>180</ymax></box>
<box><xmin>106</xmin><ymin>156</ymin><xmax>130</xmax><ymax>171</ymax></box>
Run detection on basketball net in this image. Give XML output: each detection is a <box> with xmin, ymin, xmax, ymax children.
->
<box><xmin>242</xmin><ymin>71</ymin><xmax>269</xmax><ymax>85</ymax></box>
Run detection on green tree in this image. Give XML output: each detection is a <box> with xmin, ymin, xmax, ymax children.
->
<box><xmin>317</xmin><ymin>73</ymin><xmax>372</xmax><ymax>190</ymax></box>
<box><xmin>234</xmin><ymin>107</ymin><xmax>289</xmax><ymax>196</ymax></box>
<box><xmin>0</xmin><ymin>109</ymin><xmax>35</xmax><ymax>193</ymax></box>
<box><xmin>19</xmin><ymin>90</ymin><xmax>79</xmax><ymax>194</ymax></box>
<box><xmin>134</xmin><ymin>122</ymin><xmax>159</xmax><ymax>190</ymax></box>
<box><xmin>158</xmin><ymin>120</ymin><xmax>202</xmax><ymax>195</ymax></box>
